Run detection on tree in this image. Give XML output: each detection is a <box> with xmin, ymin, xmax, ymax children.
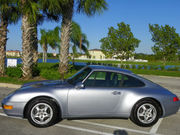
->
<box><xmin>0</xmin><ymin>0</ymin><xmax>19</xmax><ymax>76</ymax></box>
<box><xmin>39</xmin><ymin>27</ymin><xmax>60</xmax><ymax>63</ymax></box>
<box><xmin>39</xmin><ymin>29</ymin><xmax>48</xmax><ymax>63</ymax></box>
<box><xmin>70</xmin><ymin>21</ymin><xmax>89</xmax><ymax>64</ymax></box>
<box><xmin>100</xmin><ymin>22</ymin><xmax>140</xmax><ymax>62</ymax></box>
<box><xmin>40</xmin><ymin>0</ymin><xmax>107</xmax><ymax>79</ymax></box>
<box><xmin>149</xmin><ymin>24</ymin><xmax>180</xmax><ymax>63</ymax></box>
<box><xmin>19</xmin><ymin>0</ymin><xmax>60</xmax><ymax>79</ymax></box>
<box><xmin>19</xmin><ymin>0</ymin><xmax>41</xmax><ymax>79</ymax></box>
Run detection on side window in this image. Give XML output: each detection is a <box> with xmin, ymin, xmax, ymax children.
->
<box><xmin>122</xmin><ymin>75</ymin><xmax>145</xmax><ymax>87</ymax></box>
<box><xmin>95</xmin><ymin>72</ymin><xmax>106</xmax><ymax>80</ymax></box>
<box><xmin>84</xmin><ymin>71</ymin><xmax>107</xmax><ymax>87</ymax></box>
<box><xmin>109</xmin><ymin>72</ymin><xmax>123</xmax><ymax>87</ymax></box>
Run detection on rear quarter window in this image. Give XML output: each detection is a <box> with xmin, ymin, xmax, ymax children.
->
<box><xmin>123</xmin><ymin>74</ymin><xmax>145</xmax><ymax>87</ymax></box>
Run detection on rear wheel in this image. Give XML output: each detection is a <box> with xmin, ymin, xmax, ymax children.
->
<box><xmin>26</xmin><ymin>97</ymin><xmax>59</xmax><ymax>128</ymax></box>
<box><xmin>130</xmin><ymin>99</ymin><xmax>161</xmax><ymax>127</ymax></box>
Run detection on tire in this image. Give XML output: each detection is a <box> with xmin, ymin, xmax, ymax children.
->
<box><xmin>26</xmin><ymin>97</ymin><xmax>59</xmax><ymax>128</ymax></box>
<box><xmin>130</xmin><ymin>99</ymin><xmax>161</xmax><ymax>127</ymax></box>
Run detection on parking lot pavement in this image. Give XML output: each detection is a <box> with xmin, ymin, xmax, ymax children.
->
<box><xmin>0</xmin><ymin>75</ymin><xmax>180</xmax><ymax>135</ymax></box>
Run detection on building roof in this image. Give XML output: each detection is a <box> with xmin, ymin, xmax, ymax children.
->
<box><xmin>89</xmin><ymin>49</ymin><xmax>102</xmax><ymax>51</ymax></box>
<box><xmin>7</xmin><ymin>50</ymin><xmax>20</xmax><ymax>52</ymax></box>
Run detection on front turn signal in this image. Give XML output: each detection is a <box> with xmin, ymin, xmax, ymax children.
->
<box><xmin>3</xmin><ymin>105</ymin><xmax>13</xmax><ymax>110</ymax></box>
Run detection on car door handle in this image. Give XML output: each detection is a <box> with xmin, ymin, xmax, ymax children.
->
<box><xmin>112</xmin><ymin>91</ymin><xmax>121</xmax><ymax>95</ymax></box>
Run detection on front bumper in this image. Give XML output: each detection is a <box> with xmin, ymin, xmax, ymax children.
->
<box><xmin>2</xmin><ymin>98</ymin><xmax>26</xmax><ymax>118</ymax></box>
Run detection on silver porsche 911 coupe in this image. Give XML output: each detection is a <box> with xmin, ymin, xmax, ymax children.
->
<box><xmin>2</xmin><ymin>65</ymin><xmax>180</xmax><ymax>127</ymax></box>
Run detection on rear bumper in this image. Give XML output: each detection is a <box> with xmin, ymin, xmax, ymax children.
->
<box><xmin>163</xmin><ymin>101</ymin><xmax>180</xmax><ymax>117</ymax></box>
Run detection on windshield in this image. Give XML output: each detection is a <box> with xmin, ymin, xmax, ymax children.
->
<box><xmin>67</xmin><ymin>67</ymin><xmax>92</xmax><ymax>85</ymax></box>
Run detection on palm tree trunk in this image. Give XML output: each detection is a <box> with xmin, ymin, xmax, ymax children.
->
<box><xmin>21</xmin><ymin>13</ymin><xmax>34</xmax><ymax>79</ymax></box>
<box><xmin>32</xmin><ymin>22</ymin><xmax>38</xmax><ymax>65</ymax></box>
<box><xmin>0</xmin><ymin>15</ymin><xmax>8</xmax><ymax>76</ymax></box>
<box><xmin>42</xmin><ymin>44</ymin><xmax>47</xmax><ymax>63</ymax></box>
<box><xmin>59</xmin><ymin>0</ymin><xmax>74</xmax><ymax>80</ymax></box>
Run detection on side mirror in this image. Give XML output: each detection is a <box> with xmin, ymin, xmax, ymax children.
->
<box><xmin>75</xmin><ymin>82</ymin><xmax>84</xmax><ymax>89</ymax></box>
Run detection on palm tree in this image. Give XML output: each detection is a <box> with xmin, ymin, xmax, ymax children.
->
<box><xmin>39</xmin><ymin>27</ymin><xmax>60</xmax><ymax>63</ymax></box>
<box><xmin>0</xmin><ymin>0</ymin><xmax>19</xmax><ymax>76</ymax></box>
<box><xmin>39</xmin><ymin>29</ymin><xmax>48</xmax><ymax>63</ymax></box>
<box><xmin>19</xmin><ymin>0</ymin><xmax>60</xmax><ymax>79</ymax></box>
<box><xmin>70</xmin><ymin>22</ymin><xmax>89</xmax><ymax>64</ymax></box>
<box><xmin>38</xmin><ymin>0</ymin><xmax>107</xmax><ymax>79</ymax></box>
<box><xmin>59</xmin><ymin>0</ymin><xmax>107</xmax><ymax>79</ymax></box>
<box><xmin>19</xmin><ymin>0</ymin><xmax>39</xmax><ymax>79</ymax></box>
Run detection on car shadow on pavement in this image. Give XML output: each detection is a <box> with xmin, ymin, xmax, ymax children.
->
<box><xmin>113</xmin><ymin>130</ymin><xmax>128</xmax><ymax>135</ymax></box>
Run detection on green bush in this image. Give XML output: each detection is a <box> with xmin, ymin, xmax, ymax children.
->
<box><xmin>149</xmin><ymin>65</ymin><xmax>154</xmax><ymax>70</ymax></box>
<box><xmin>137</xmin><ymin>65</ymin><xmax>143</xmax><ymax>69</ymax></box>
<box><xmin>167</xmin><ymin>66</ymin><xmax>179</xmax><ymax>71</ymax></box>
<box><xmin>143</xmin><ymin>65</ymin><xmax>148</xmax><ymax>70</ymax></box>
<box><xmin>120</xmin><ymin>64</ymin><xmax>125</xmax><ymax>69</ymax></box>
<box><xmin>153</xmin><ymin>66</ymin><xmax>159</xmax><ymax>70</ymax></box>
<box><xmin>32</xmin><ymin>65</ymin><xmax>40</xmax><ymax>77</ymax></box>
<box><xmin>6</xmin><ymin>66</ymin><xmax>22</xmax><ymax>78</ymax></box>
<box><xmin>38</xmin><ymin>63</ymin><xmax>59</xmax><ymax>70</ymax></box>
<box><xmin>131</xmin><ymin>64</ymin><xmax>136</xmax><ymax>69</ymax></box>
<box><xmin>160</xmin><ymin>65</ymin><xmax>165</xmax><ymax>71</ymax></box>
<box><xmin>125</xmin><ymin>64</ymin><xmax>130</xmax><ymax>69</ymax></box>
<box><xmin>40</xmin><ymin>69</ymin><xmax>60</xmax><ymax>80</ymax></box>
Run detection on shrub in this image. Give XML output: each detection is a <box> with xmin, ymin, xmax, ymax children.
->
<box><xmin>160</xmin><ymin>65</ymin><xmax>165</xmax><ymax>71</ymax></box>
<box><xmin>38</xmin><ymin>63</ymin><xmax>58</xmax><ymax>70</ymax></box>
<box><xmin>131</xmin><ymin>64</ymin><xmax>136</xmax><ymax>69</ymax></box>
<box><xmin>149</xmin><ymin>65</ymin><xmax>154</xmax><ymax>70</ymax></box>
<box><xmin>40</xmin><ymin>69</ymin><xmax>60</xmax><ymax>80</ymax></box>
<box><xmin>153</xmin><ymin>66</ymin><xmax>159</xmax><ymax>70</ymax></box>
<box><xmin>120</xmin><ymin>64</ymin><xmax>125</xmax><ymax>69</ymax></box>
<box><xmin>125</xmin><ymin>64</ymin><xmax>130</xmax><ymax>69</ymax></box>
<box><xmin>142</xmin><ymin>65</ymin><xmax>147</xmax><ymax>70</ymax></box>
<box><xmin>167</xmin><ymin>66</ymin><xmax>179</xmax><ymax>71</ymax></box>
<box><xmin>6</xmin><ymin>66</ymin><xmax>22</xmax><ymax>78</ymax></box>
<box><xmin>137</xmin><ymin>65</ymin><xmax>143</xmax><ymax>69</ymax></box>
<box><xmin>32</xmin><ymin>65</ymin><xmax>40</xmax><ymax>77</ymax></box>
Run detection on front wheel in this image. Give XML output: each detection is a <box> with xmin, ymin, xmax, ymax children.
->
<box><xmin>130</xmin><ymin>99</ymin><xmax>161</xmax><ymax>127</ymax></box>
<box><xmin>26</xmin><ymin>98</ymin><xmax>59</xmax><ymax>128</ymax></box>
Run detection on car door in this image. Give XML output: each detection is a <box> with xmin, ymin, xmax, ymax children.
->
<box><xmin>68</xmin><ymin>71</ymin><xmax>123</xmax><ymax>116</ymax></box>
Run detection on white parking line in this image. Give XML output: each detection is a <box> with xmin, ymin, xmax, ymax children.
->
<box><xmin>74</xmin><ymin>120</ymin><xmax>161</xmax><ymax>135</ymax></box>
<box><xmin>55</xmin><ymin>124</ymin><xmax>113</xmax><ymax>135</ymax></box>
<box><xmin>0</xmin><ymin>111</ymin><xmax>162</xmax><ymax>135</ymax></box>
<box><xmin>149</xmin><ymin>118</ymin><xmax>163</xmax><ymax>134</ymax></box>
<box><xmin>0</xmin><ymin>112</ymin><xmax>113</xmax><ymax>135</ymax></box>
<box><xmin>0</xmin><ymin>112</ymin><xmax>23</xmax><ymax>120</ymax></box>
<box><xmin>0</xmin><ymin>112</ymin><xmax>6</xmax><ymax>116</ymax></box>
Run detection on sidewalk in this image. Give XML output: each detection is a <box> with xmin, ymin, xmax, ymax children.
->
<box><xmin>0</xmin><ymin>83</ymin><xmax>21</xmax><ymax>89</ymax></box>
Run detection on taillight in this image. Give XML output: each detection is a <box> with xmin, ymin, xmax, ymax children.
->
<box><xmin>173</xmin><ymin>97</ymin><xmax>179</xmax><ymax>102</ymax></box>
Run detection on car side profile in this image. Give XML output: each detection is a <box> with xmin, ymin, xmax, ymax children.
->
<box><xmin>2</xmin><ymin>65</ymin><xmax>180</xmax><ymax>127</ymax></box>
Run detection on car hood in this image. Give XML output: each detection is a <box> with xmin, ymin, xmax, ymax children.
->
<box><xmin>21</xmin><ymin>80</ymin><xmax>69</xmax><ymax>88</ymax></box>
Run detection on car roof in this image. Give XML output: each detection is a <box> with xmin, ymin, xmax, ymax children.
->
<box><xmin>87</xmin><ymin>65</ymin><xmax>132</xmax><ymax>74</ymax></box>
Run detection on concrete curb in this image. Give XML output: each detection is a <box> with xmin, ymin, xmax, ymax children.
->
<box><xmin>0</xmin><ymin>83</ymin><xmax>21</xmax><ymax>89</ymax></box>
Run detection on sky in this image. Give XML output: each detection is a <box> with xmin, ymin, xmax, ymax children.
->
<box><xmin>6</xmin><ymin>0</ymin><xmax>180</xmax><ymax>54</ymax></box>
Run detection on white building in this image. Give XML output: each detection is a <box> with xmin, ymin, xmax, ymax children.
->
<box><xmin>75</xmin><ymin>49</ymin><xmax>136</xmax><ymax>61</ymax></box>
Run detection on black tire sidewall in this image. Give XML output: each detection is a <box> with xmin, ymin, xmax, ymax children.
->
<box><xmin>131</xmin><ymin>99</ymin><xmax>161</xmax><ymax>127</ymax></box>
<box><xmin>26</xmin><ymin>98</ymin><xmax>58</xmax><ymax>128</ymax></box>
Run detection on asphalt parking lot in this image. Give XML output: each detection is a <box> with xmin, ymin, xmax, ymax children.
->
<box><xmin>0</xmin><ymin>75</ymin><xmax>179</xmax><ymax>135</ymax></box>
